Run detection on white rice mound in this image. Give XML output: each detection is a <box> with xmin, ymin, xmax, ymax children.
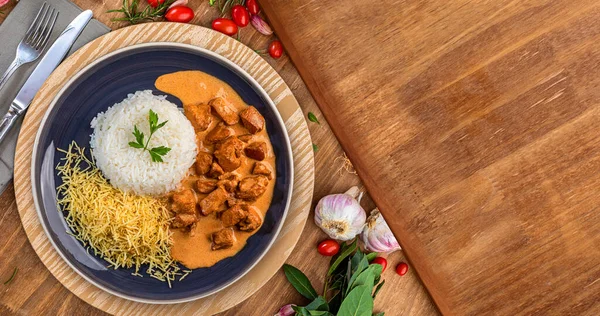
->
<box><xmin>90</xmin><ymin>90</ymin><xmax>196</xmax><ymax>196</ymax></box>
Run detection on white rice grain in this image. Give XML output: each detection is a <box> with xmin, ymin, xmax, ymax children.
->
<box><xmin>90</xmin><ymin>90</ymin><xmax>196</xmax><ymax>196</ymax></box>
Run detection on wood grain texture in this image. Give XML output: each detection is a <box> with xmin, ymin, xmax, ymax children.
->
<box><xmin>0</xmin><ymin>1</ymin><xmax>438</xmax><ymax>315</ymax></box>
<box><xmin>260</xmin><ymin>0</ymin><xmax>600</xmax><ymax>314</ymax></box>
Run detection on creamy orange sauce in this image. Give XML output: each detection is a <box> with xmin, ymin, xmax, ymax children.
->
<box><xmin>156</xmin><ymin>70</ymin><xmax>276</xmax><ymax>268</ymax></box>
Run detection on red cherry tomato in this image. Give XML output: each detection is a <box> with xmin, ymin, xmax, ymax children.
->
<box><xmin>246</xmin><ymin>0</ymin><xmax>260</xmax><ymax>15</ymax></box>
<box><xmin>212</xmin><ymin>18</ymin><xmax>238</xmax><ymax>36</ymax></box>
<box><xmin>396</xmin><ymin>262</ymin><xmax>409</xmax><ymax>276</ymax></box>
<box><xmin>165</xmin><ymin>6</ymin><xmax>194</xmax><ymax>23</ymax></box>
<box><xmin>268</xmin><ymin>40</ymin><xmax>283</xmax><ymax>59</ymax></box>
<box><xmin>371</xmin><ymin>257</ymin><xmax>388</xmax><ymax>272</ymax></box>
<box><xmin>147</xmin><ymin>0</ymin><xmax>164</xmax><ymax>8</ymax></box>
<box><xmin>317</xmin><ymin>239</ymin><xmax>340</xmax><ymax>256</ymax></box>
<box><xmin>231</xmin><ymin>5</ymin><xmax>250</xmax><ymax>27</ymax></box>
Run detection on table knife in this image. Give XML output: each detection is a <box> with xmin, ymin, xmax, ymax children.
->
<box><xmin>0</xmin><ymin>10</ymin><xmax>93</xmax><ymax>144</ymax></box>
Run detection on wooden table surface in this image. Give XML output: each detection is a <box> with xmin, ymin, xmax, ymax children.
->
<box><xmin>0</xmin><ymin>1</ymin><xmax>438</xmax><ymax>315</ymax></box>
<box><xmin>260</xmin><ymin>0</ymin><xmax>600</xmax><ymax>315</ymax></box>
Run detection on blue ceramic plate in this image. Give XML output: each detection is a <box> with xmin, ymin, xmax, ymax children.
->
<box><xmin>31</xmin><ymin>43</ymin><xmax>293</xmax><ymax>303</ymax></box>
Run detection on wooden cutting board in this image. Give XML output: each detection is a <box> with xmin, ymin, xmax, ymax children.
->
<box><xmin>261</xmin><ymin>0</ymin><xmax>600</xmax><ymax>314</ymax></box>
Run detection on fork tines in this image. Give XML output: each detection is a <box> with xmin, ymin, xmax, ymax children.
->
<box><xmin>24</xmin><ymin>2</ymin><xmax>59</xmax><ymax>51</ymax></box>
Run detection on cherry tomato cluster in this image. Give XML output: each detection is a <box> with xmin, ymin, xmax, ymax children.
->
<box><xmin>209</xmin><ymin>0</ymin><xmax>283</xmax><ymax>59</ymax></box>
<box><xmin>316</xmin><ymin>239</ymin><xmax>409</xmax><ymax>276</ymax></box>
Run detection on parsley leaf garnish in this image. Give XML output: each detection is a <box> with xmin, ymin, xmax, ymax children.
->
<box><xmin>129</xmin><ymin>110</ymin><xmax>171</xmax><ymax>162</ymax></box>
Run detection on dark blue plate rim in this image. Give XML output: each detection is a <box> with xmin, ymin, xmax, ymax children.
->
<box><xmin>30</xmin><ymin>42</ymin><xmax>294</xmax><ymax>304</ymax></box>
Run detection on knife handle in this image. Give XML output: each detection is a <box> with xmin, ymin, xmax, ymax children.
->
<box><xmin>0</xmin><ymin>106</ymin><xmax>21</xmax><ymax>145</ymax></box>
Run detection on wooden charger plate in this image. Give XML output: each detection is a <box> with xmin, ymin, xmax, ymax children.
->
<box><xmin>13</xmin><ymin>23</ymin><xmax>314</xmax><ymax>315</ymax></box>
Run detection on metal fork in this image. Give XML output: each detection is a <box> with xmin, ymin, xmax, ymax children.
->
<box><xmin>0</xmin><ymin>2</ymin><xmax>58</xmax><ymax>92</ymax></box>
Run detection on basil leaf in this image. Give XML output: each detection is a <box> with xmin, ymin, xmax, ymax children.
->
<box><xmin>305</xmin><ymin>296</ymin><xmax>328</xmax><ymax>311</ymax></box>
<box><xmin>366</xmin><ymin>252</ymin><xmax>378</xmax><ymax>262</ymax></box>
<box><xmin>307</xmin><ymin>112</ymin><xmax>320</xmax><ymax>124</ymax></box>
<box><xmin>313</xmin><ymin>143</ymin><xmax>319</xmax><ymax>152</ymax></box>
<box><xmin>338</xmin><ymin>285</ymin><xmax>374</xmax><ymax>316</ymax></box>
<box><xmin>350</xmin><ymin>249</ymin><xmax>365</xmax><ymax>272</ymax></box>
<box><xmin>128</xmin><ymin>142</ymin><xmax>144</xmax><ymax>149</ymax></box>
<box><xmin>351</xmin><ymin>264</ymin><xmax>382</xmax><ymax>292</ymax></box>
<box><xmin>328</xmin><ymin>240</ymin><xmax>357</xmax><ymax>276</ymax></box>
<box><xmin>308</xmin><ymin>311</ymin><xmax>330</xmax><ymax>316</ymax></box>
<box><xmin>373</xmin><ymin>279</ymin><xmax>385</xmax><ymax>300</ymax></box>
<box><xmin>283</xmin><ymin>264</ymin><xmax>318</xmax><ymax>300</ymax></box>
<box><xmin>373</xmin><ymin>313</ymin><xmax>385</xmax><ymax>316</ymax></box>
<box><xmin>293</xmin><ymin>306</ymin><xmax>312</xmax><ymax>316</ymax></box>
<box><xmin>347</xmin><ymin>256</ymin><xmax>370</xmax><ymax>295</ymax></box>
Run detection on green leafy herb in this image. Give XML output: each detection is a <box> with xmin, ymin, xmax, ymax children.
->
<box><xmin>372</xmin><ymin>280</ymin><xmax>385</xmax><ymax>300</ymax></box>
<box><xmin>3</xmin><ymin>268</ymin><xmax>17</xmax><ymax>285</ymax></box>
<box><xmin>366</xmin><ymin>252</ymin><xmax>378</xmax><ymax>262</ymax></box>
<box><xmin>283</xmin><ymin>264</ymin><xmax>318</xmax><ymax>300</ymax></box>
<box><xmin>305</xmin><ymin>296</ymin><xmax>329</xmax><ymax>311</ymax></box>
<box><xmin>282</xmin><ymin>240</ymin><xmax>386</xmax><ymax>315</ymax></box>
<box><xmin>374</xmin><ymin>312</ymin><xmax>385</xmax><ymax>316</ymax></box>
<box><xmin>313</xmin><ymin>143</ymin><xmax>319</xmax><ymax>152</ymax></box>
<box><xmin>108</xmin><ymin>0</ymin><xmax>174</xmax><ymax>25</ymax></box>
<box><xmin>338</xmin><ymin>285</ymin><xmax>374</xmax><ymax>316</ymax></box>
<box><xmin>128</xmin><ymin>110</ymin><xmax>171</xmax><ymax>162</ymax></box>
<box><xmin>328</xmin><ymin>239</ymin><xmax>358</xmax><ymax>276</ymax></box>
<box><xmin>307</xmin><ymin>112</ymin><xmax>320</xmax><ymax>124</ymax></box>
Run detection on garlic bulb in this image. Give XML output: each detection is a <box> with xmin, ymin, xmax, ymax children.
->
<box><xmin>314</xmin><ymin>186</ymin><xmax>366</xmax><ymax>241</ymax></box>
<box><xmin>274</xmin><ymin>304</ymin><xmax>295</xmax><ymax>316</ymax></box>
<box><xmin>361</xmin><ymin>208</ymin><xmax>401</xmax><ymax>253</ymax></box>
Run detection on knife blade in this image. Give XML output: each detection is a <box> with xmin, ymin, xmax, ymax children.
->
<box><xmin>0</xmin><ymin>10</ymin><xmax>93</xmax><ymax>143</ymax></box>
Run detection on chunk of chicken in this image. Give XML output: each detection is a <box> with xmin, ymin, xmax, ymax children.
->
<box><xmin>244</xmin><ymin>142</ymin><xmax>267</xmax><ymax>161</ymax></box>
<box><xmin>195</xmin><ymin>151</ymin><xmax>213</xmax><ymax>175</ymax></box>
<box><xmin>206</xmin><ymin>122</ymin><xmax>234</xmax><ymax>144</ymax></box>
<box><xmin>211</xmin><ymin>228</ymin><xmax>235</xmax><ymax>250</ymax></box>
<box><xmin>238</xmin><ymin>134</ymin><xmax>253</xmax><ymax>143</ymax></box>
<box><xmin>209</xmin><ymin>97</ymin><xmax>239</xmax><ymax>125</ymax></box>
<box><xmin>171</xmin><ymin>213</ymin><xmax>197</xmax><ymax>228</ymax></box>
<box><xmin>238</xmin><ymin>205</ymin><xmax>262</xmax><ymax>231</ymax></box>
<box><xmin>208</xmin><ymin>162</ymin><xmax>225</xmax><ymax>178</ymax></box>
<box><xmin>236</xmin><ymin>175</ymin><xmax>269</xmax><ymax>200</ymax></box>
<box><xmin>239</xmin><ymin>106</ymin><xmax>265</xmax><ymax>134</ymax></box>
<box><xmin>226</xmin><ymin>196</ymin><xmax>243</xmax><ymax>208</ymax></box>
<box><xmin>172</xmin><ymin>189</ymin><xmax>196</xmax><ymax>214</ymax></box>
<box><xmin>199</xmin><ymin>187</ymin><xmax>229</xmax><ymax>215</ymax></box>
<box><xmin>214</xmin><ymin>137</ymin><xmax>245</xmax><ymax>172</ymax></box>
<box><xmin>218</xmin><ymin>173</ymin><xmax>240</xmax><ymax>192</ymax></box>
<box><xmin>252</xmin><ymin>162</ymin><xmax>273</xmax><ymax>180</ymax></box>
<box><xmin>196</xmin><ymin>178</ymin><xmax>218</xmax><ymax>194</ymax></box>
<box><xmin>221</xmin><ymin>204</ymin><xmax>247</xmax><ymax>227</ymax></box>
<box><xmin>185</xmin><ymin>103</ymin><xmax>212</xmax><ymax>131</ymax></box>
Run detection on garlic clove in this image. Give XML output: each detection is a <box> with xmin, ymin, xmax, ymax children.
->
<box><xmin>361</xmin><ymin>208</ymin><xmax>401</xmax><ymax>253</ymax></box>
<box><xmin>250</xmin><ymin>15</ymin><xmax>273</xmax><ymax>35</ymax></box>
